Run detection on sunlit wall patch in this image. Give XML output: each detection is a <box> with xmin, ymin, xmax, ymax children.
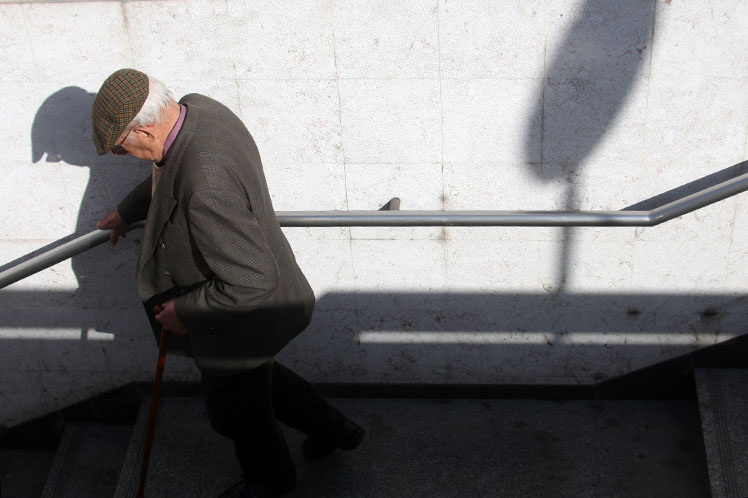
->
<box><xmin>357</xmin><ymin>331</ymin><xmax>737</xmax><ymax>346</ymax></box>
<box><xmin>0</xmin><ymin>329</ymin><xmax>115</xmax><ymax>341</ymax></box>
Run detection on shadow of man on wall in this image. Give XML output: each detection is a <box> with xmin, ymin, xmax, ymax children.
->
<box><xmin>28</xmin><ymin>86</ymin><xmax>151</xmax><ymax>345</ymax></box>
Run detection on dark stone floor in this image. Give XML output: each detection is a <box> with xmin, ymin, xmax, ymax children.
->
<box><xmin>116</xmin><ymin>396</ymin><xmax>710</xmax><ymax>498</ymax></box>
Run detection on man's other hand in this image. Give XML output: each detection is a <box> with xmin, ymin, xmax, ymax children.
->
<box><xmin>155</xmin><ymin>299</ymin><xmax>187</xmax><ymax>334</ymax></box>
<box><xmin>96</xmin><ymin>209</ymin><xmax>128</xmax><ymax>246</ymax></box>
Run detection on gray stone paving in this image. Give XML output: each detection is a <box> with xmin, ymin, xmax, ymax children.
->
<box><xmin>0</xmin><ymin>448</ymin><xmax>54</xmax><ymax>498</ymax></box>
<box><xmin>41</xmin><ymin>423</ymin><xmax>131</xmax><ymax>498</ymax></box>
<box><xmin>695</xmin><ymin>368</ymin><xmax>748</xmax><ymax>498</ymax></box>
<box><xmin>117</xmin><ymin>396</ymin><xmax>710</xmax><ymax>498</ymax></box>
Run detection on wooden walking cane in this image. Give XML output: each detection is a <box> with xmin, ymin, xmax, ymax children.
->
<box><xmin>136</xmin><ymin>304</ymin><xmax>170</xmax><ymax>498</ymax></box>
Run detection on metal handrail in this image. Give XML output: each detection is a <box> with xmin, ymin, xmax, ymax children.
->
<box><xmin>2</xmin><ymin>172</ymin><xmax>748</xmax><ymax>290</ymax></box>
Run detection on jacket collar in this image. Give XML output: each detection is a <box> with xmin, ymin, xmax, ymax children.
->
<box><xmin>139</xmin><ymin>99</ymin><xmax>200</xmax><ymax>264</ymax></box>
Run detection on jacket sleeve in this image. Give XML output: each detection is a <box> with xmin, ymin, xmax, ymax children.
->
<box><xmin>117</xmin><ymin>177</ymin><xmax>152</xmax><ymax>224</ymax></box>
<box><xmin>173</xmin><ymin>187</ymin><xmax>280</xmax><ymax>329</ymax></box>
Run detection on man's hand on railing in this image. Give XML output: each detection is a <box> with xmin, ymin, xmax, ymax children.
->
<box><xmin>96</xmin><ymin>209</ymin><xmax>129</xmax><ymax>246</ymax></box>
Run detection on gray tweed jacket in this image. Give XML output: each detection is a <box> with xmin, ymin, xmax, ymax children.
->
<box><xmin>117</xmin><ymin>93</ymin><xmax>315</xmax><ymax>373</ymax></box>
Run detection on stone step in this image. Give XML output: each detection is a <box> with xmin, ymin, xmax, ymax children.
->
<box><xmin>114</xmin><ymin>396</ymin><xmax>240</xmax><ymax>498</ymax></box>
<box><xmin>40</xmin><ymin>423</ymin><xmax>131</xmax><ymax>498</ymax></box>
<box><xmin>0</xmin><ymin>448</ymin><xmax>55</xmax><ymax>498</ymax></box>
<box><xmin>115</xmin><ymin>395</ymin><xmax>709</xmax><ymax>498</ymax></box>
<box><xmin>695</xmin><ymin>368</ymin><xmax>748</xmax><ymax>498</ymax></box>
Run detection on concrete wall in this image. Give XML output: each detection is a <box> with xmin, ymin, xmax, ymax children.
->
<box><xmin>0</xmin><ymin>0</ymin><xmax>746</xmax><ymax>427</ymax></box>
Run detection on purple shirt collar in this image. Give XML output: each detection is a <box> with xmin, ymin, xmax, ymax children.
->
<box><xmin>160</xmin><ymin>104</ymin><xmax>187</xmax><ymax>163</ymax></box>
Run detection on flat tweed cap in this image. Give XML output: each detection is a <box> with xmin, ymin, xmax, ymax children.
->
<box><xmin>92</xmin><ymin>68</ymin><xmax>149</xmax><ymax>154</ymax></box>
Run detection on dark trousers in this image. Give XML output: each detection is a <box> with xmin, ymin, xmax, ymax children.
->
<box><xmin>200</xmin><ymin>361</ymin><xmax>345</xmax><ymax>488</ymax></box>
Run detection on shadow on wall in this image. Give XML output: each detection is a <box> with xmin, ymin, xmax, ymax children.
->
<box><xmin>0</xmin><ymin>289</ymin><xmax>746</xmax><ymax>387</ymax></box>
<box><xmin>623</xmin><ymin>160</ymin><xmax>748</xmax><ymax>211</ymax></box>
<box><xmin>0</xmin><ymin>87</ymin><xmax>154</xmax><ymax>420</ymax></box>
<box><xmin>17</xmin><ymin>87</ymin><xmax>151</xmax><ymax>331</ymax></box>
<box><xmin>524</xmin><ymin>0</ymin><xmax>655</xmax><ymax>290</ymax></box>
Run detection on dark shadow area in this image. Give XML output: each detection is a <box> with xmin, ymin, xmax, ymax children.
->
<box><xmin>318</xmin><ymin>331</ymin><xmax>748</xmax><ymax>400</ymax></box>
<box><xmin>1</xmin><ymin>290</ymin><xmax>744</xmax><ymax>331</ymax></box>
<box><xmin>0</xmin><ymin>290</ymin><xmax>744</xmax><ymax>394</ymax></box>
<box><xmin>597</xmin><ymin>333</ymin><xmax>748</xmax><ymax>399</ymax></box>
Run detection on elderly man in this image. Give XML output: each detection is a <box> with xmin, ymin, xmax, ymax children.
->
<box><xmin>93</xmin><ymin>68</ymin><xmax>364</xmax><ymax>498</ymax></box>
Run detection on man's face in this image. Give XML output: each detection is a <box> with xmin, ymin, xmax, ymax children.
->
<box><xmin>113</xmin><ymin>126</ymin><xmax>163</xmax><ymax>162</ymax></box>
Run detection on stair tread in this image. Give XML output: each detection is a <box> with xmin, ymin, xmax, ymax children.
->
<box><xmin>115</xmin><ymin>395</ymin><xmax>709</xmax><ymax>498</ymax></box>
<box><xmin>114</xmin><ymin>396</ymin><xmax>239</xmax><ymax>498</ymax></box>
<box><xmin>695</xmin><ymin>368</ymin><xmax>748</xmax><ymax>498</ymax></box>
<box><xmin>40</xmin><ymin>423</ymin><xmax>131</xmax><ymax>498</ymax></box>
<box><xmin>0</xmin><ymin>448</ymin><xmax>55</xmax><ymax>498</ymax></box>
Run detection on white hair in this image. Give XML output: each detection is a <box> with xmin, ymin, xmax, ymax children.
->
<box><xmin>126</xmin><ymin>75</ymin><xmax>175</xmax><ymax>132</ymax></box>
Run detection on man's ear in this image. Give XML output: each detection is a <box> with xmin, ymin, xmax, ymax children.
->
<box><xmin>133</xmin><ymin>126</ymin><xmax>156</xmax><ymax>141</ymax></box>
